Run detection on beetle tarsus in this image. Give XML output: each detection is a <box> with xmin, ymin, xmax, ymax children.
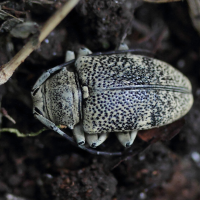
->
<box><xmin>73</xmin><ymin>123</ymin><xmax>86</xmax><ymax>146</ymax></box>
<box><xmin>85</xmin><ymin>133</ymin><xmax>98</xmax><ymax>147</ymax></box>
<box><xmin>65</xmin><ymin>50</ymin><xmax>75</xmax><ymax>62</ymax></box>
<box><xmin>125</xmin><ymin>142</ymin><xmax>131</xmax><ymax>148</ymax></box>
<box><xmin>90</xmin><ymin>132</ymin><xmax>109</xmax><ymax>147</ymax></box>
<box><xmin>33</xmin><ymin>112</ymin><xmax>122</xmax><ymax>155</ymax></box>
<box><xmin>78</xmin><ymin>141</ymin><xmax>85</xmax><ymax>145</ymax></box>
<box><xmin>91</xmin><ymin>143</ymin><xmax>97</xmax><ymax>148</ymax></box>
<box><xmin>130</xmin><ymin>130</ymin><xmax>137</xmax><ymax>145</ymax></box>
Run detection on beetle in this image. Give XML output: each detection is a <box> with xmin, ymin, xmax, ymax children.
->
<box><xmin>31</xmin><ymin>43</ymin><xmax>193</xmax><ymax>156</ymax></box>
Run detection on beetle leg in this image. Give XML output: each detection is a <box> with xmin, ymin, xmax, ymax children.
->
<box><xmin>85</xmin><ymin>133</ymin><xmax>109</xmax><ymax>148</ymax></box>
<box><xmin>65</xmin><ymin>50</ymin><xmax>75</xmax><ymax>62</ymax></box>
<box><xmin>73</xmin><ymin>123</ymin><xmax>85</xmax><ymax>145</ymax></box>
<box><xmin>116</xmin><ymin>132</ymin><xmax>133</xmax><ymax>147</ymax></box>
<box><xmin>86</xmin><ymin>133</ymin><xmax>109</xmax><ymax>148</ymax></box>
<box><xmin>118</xmin><ymin>43</ymin><xmax>129</xmax><ymax>50</ymax></box>
<box><xmin>77</xmin><ymin>47</ymin><xmax>92</xmax><ymax>57</ymax></box>
<box><xmin>92</xmin><ymin>132</ymin><xmax>109</xmax><ymax>147</ymax></box>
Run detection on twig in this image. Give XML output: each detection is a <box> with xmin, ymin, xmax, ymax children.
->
<box><xmin>0</xmin><ymin>107</ymin><xmax>16</xmax><ymax>124</ymax></box>
<box><xmin>0</xmin><ymin>8</ymin><xmax>24</xmax><ymax>22</ymax></box>
<box><xmin>0</xmin><ymin>0</ymin><xmax>80</xmax><ymax>85</ymax></box>
<box><xmin>2</xmin><ymin>6</ymin><xmax>27</xmax><ymax>16</ymax></box>
<box><xmin>26</xmin><ymin>0</ymin><xmax>55</xmax><ymax>5</ymax></box>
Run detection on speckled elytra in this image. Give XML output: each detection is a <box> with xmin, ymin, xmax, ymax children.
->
<box><xmin>31</xmin><ymin>43</ymin><xmax>193</xmax><ymax>156</ymax></box>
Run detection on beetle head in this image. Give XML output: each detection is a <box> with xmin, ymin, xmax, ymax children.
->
<box><xmin>32</xmin><ymin>68</ymin><xmax>81</xmax><ymax>129</ymax></box>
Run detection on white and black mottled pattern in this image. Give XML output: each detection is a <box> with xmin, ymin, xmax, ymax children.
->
<box><xmin>42</xmin><ymin>68</ymin><xmax>80</xmax><ymax>129</ymax></box>
<box><xmin>75</xmin><ymin>54</ymin><xmax>193</xmax><ymax>134</ymax></box>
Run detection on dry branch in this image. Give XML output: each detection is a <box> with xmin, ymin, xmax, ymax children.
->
<box><xmin>0</xmin><ymin>0</ymin><xmax>80</xmax><ymax>85</ymax></box>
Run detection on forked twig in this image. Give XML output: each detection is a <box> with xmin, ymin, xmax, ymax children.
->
<box><xmin>0</xmin><ymin>0</ymin><xmax>80</xmax><ymax>85</ymax></box>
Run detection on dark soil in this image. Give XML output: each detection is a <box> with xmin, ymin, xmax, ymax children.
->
<box><xmin>1</xmin><ymin>0</ymin><xmax>200</xmax><ymax>200</ymax></box>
